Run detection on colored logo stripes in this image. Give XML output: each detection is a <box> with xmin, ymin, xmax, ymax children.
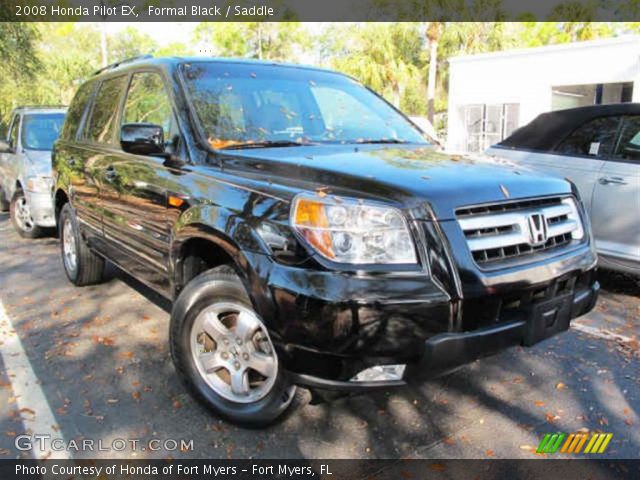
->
<box><xmin>537</xmin><ymin>432</ymin><xmax>613</xmax><ymax>454</ymax></box>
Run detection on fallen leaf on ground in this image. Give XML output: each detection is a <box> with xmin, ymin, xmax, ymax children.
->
<box><xmin>534</xmin><ymin>400</ymin><xmax>545</xmax><ymax>407</ymax></box>
<box><xmin>556</xmin><ymin>382</ymin><xmax>566</xmax><ymax>390</ymax></box>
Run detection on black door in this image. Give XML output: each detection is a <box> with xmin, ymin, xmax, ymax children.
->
<box><xmin>99</xmin><ymin>70</ymin><xmax>187</xmax><ymax>295</ymax></box>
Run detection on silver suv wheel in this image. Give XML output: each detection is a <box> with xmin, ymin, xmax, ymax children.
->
<box><xmin>14</xmin><ymin>195</ymin><xmax>35</xmax><ymax>232</ymax></box>
<box><xmin>190</xmin><ymin>302</ymin><xmax>278</xmax><ymax>403</ymax></box>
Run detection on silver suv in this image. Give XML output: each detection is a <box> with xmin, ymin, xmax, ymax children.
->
<box><xmin>0</xmin><ymin>106</ymin><xmax>66</xmax><ymax>237</ymax></box>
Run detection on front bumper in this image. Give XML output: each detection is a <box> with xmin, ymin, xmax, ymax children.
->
<box><xmin>288</xmin><ymin>277</ymin><xmax>599</xmax><ymax>390</ymax></box>
<box><xmin>25</xmin><ymin>190</ymin><xmax>55</xmax><ymax>227</ymax></box>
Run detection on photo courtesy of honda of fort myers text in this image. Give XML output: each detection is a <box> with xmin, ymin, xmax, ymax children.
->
<box><xmin>0</xmin><ymin>0</ymin><xmax>639</xmax><ymax>479</ymax></box>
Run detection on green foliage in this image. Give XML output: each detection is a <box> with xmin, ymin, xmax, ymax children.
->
<box><xmin>0</xmin><ymin>20</ymin><xmax>634</xmax><ymax>132</ymax></box>
<box><xmin>193</xmin><ymin>22</ymin><xmax>310</xmax><ymax>61</ymax></box>
<box><xmin>321</xmin><ymin>23</ymin><xmax>427</xmax><ymax>111</ymax></box>
<box><xmin>0</xmin><ymin>23</ymin><xmax>165</xmax><ymax>128</ymax></box>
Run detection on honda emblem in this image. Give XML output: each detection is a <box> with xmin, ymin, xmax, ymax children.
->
<box><xmin>527</xmin><ymin>213</ymin><xmax>548</xmax><ymax>246</ymax></box>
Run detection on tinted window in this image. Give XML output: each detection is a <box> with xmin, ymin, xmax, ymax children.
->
<box><xmin>21</xmin><ymin>113</ymin><xmax>66</xmax><ymax>151</ymax></box>
<box><xmin>62</xmin><ymin>82</ymin><xmax>95</xmax><ymax>141</ymax></box>
<box><xmin>84</xmin><ymin>75</ymin><xmax>127</xmax><ymax>144</ymax></box>
<box><xmin>555</xmin><ymin>116</ymin><xmax>620</xmax><ymax>157</ymax></box>
<box><xmin>613</xmin><ymin>116</ymin><xmax>640</xmax><ymax>162</ymax></box>
<box><xmin>9</xmin><ymin>114</ymin><xmax>20</xmax><ymax>148</ymax></box>
<box><xmin>122</xmin><ymin>72</ymin><xmax>178</xmax><ymax>148</ymax></box>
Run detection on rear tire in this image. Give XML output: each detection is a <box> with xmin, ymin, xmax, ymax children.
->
<box><xmin>10</xmin><ymin>190</ymin><xmax>43</xmax><ymax>238</ymax></box>
<box><xmin>170</xmin><ymin>265</ymin><xmax>295</xmax><ymax>427</ymax></box>
<box><xmin>59</xmin><ymin>203</ymin><xmax>105</xmax><ymax>286</ymax></box>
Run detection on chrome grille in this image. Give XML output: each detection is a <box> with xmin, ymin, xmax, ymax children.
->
<box><xmin>457</xmin><ymin>197</ymin><xmax>583</xmax><ymax>265</ymax></box>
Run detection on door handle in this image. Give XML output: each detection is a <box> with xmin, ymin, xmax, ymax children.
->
<box><xmin>598</xmin><ymin>176</ymin><xmax>627</xmax><ymax>186</ymax></box>
<box><xmin>105</xmin><ymin>166</ymin><xmax>117</xmax><ymax>180</ymax></box>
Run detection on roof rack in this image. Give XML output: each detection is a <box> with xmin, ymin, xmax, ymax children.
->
<box><xmin>93</xmin><ymin>54</ymin><xmax>153</xmax><ymax>76</ymax></box>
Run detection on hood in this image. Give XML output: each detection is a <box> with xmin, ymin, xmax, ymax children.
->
<box><xmin>24</xmin><ymin>150</ymin><xmax>53</xmax><ymax>177</ymax></box>
<box><xmin>219</xmin><ymin>144</ymin><xmax>572</xmax><ymax>220</ymax></box>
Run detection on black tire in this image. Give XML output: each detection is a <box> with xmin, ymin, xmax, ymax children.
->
<box><xmin>10</xmin><ymin>189</ymin><xmax>43</xmax><ymax>238</ymax></box>
<box><xmin>170</xmin><ymin>265</ymin><xmax>295</xmax><ymax>427</ymax></box>
<box><xmin>0</xmin><ymin>186</ymin><xmax>9</xmax><ymax>212</ymax></box>
<box><xmin>59</xmin><ymin>203</ymin><xmax>105</xmax><ymax>286</ymax></box>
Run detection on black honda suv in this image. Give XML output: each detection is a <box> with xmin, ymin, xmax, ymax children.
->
<box><xmin>53</xmin><ymin>56</ymin><xmax>599</xmax><ymax>426</ymax></box>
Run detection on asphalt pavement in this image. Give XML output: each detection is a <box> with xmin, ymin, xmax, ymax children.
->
<box><xmin>0</xmin><ymin>212</ymin><xmax>638</xmax><ymax>460</ymax></box>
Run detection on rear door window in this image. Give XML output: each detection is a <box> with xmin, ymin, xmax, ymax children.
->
<box><xmin>554</xmin><ymin>116</ymin><xmax>621</xmax><ymax>158</ymax></box>
<box><xmin>84</xmin><ymin>75</ymin><xmax>128</xmax><ymax>144</ymax></box>
<box><xmin>612</xmin><ymin>116</ymin><xmax>640</xmax><ymax>162</ymax></box>
<box><xmin>62</xmin><ymin>81</ymin><xmax>95</xmax><ymax>141</ymax></box>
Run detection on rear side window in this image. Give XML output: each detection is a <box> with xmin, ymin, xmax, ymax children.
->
<box><xmin>554</xmin><ymin>116</ymin><xmax>620</xmax><ymax>158</ymax></box>
<box><xmin>613</xmin><ymin>116</ymin><xmax>640</xmax><ymax>162</ymax></box>
<box><xmin>61</xmin><ymin>81</ymin><xmax>94</xmax><ymax>141</ymax></box>
<box><xmin>84</xmin><ymin>75</ymin><xmax>128</xmax><ymax>144</ymax></box>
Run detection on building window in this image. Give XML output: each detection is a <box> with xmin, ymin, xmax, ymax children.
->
<box><xmin>461</xmin><ymin>103</ymin><xmax>519</xmax><ymax>152</ymax></box>
<box><xmin>552</xmin><ymin>82</ymin><xmax>633</xmax><ymax>111</ymax></box>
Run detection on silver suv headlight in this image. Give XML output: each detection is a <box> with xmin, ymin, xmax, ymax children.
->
<box><xmin>291</xmin><ymin>194</ymin><xmax>417</xmax><ymax>264</ymax></box>
<box><xmin>25</xmin><ymin>176</ymin><xmax>53</xmax><ymax>193</ymax></box>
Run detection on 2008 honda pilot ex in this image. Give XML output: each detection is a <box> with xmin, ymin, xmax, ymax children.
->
<box><xmin>52</xmin><ymin>56</ymin><xmax>599</xmax><ymax>426</ymax></box>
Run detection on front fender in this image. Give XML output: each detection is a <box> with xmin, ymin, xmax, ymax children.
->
<box><xmin>171</xmin><ymin>206</ymin><xmax>280</xmax><ymax>327</ymax></box>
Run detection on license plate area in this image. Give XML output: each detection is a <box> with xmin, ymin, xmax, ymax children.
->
<box><xmin>523</xmin><ymin>293</ymin><xmax>572</xmax><ymax>346</ymax></box>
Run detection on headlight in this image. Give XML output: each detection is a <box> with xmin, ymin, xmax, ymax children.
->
<box><xmin>562</xmin><ymin>197</ymin><xmax>585</xmax><ymax>240</ymax></box>
<box><xmin>26</xmin><ymin>176</ymin><xmax>52</xmax><ymax>193</ymax></box>
<box><xmin>291</xmin><ymin>195</ymin><xmax>417</xmax><ymax>264</ymax></box>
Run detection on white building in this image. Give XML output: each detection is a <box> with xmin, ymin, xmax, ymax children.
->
<box><xmin>447</xmin><ymin>36</ymin><xmax>640</xmax><ymax>152</ymax></box>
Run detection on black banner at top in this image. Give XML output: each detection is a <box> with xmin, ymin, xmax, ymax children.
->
<box><xmin>1</xmin><ymin>0</ymin><xmax>640</xmax><ymax>21</ymax></box>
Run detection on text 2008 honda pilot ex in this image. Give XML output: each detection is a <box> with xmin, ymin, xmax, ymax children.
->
<box><xmin>53</xmin><ymin>57</ymin><xmax>599</xmax><ymax>426</ymax></box>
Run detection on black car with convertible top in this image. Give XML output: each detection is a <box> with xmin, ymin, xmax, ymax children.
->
<box><xmin>52</xmin><ymin>56</ymin><xmax>599</xmax><ymax>426</ymax></box>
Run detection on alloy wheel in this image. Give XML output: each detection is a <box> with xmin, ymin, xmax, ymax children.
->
<box><xmin>190</xmin><ymin>302</ymin><xmax>278</xmax><ymax>403</ymax></box>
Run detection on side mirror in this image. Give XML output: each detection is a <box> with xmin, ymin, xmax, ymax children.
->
<box><xmin>120</xmin><ymin>123</ymin><xmax>165</xmax><ymax>156</ymax></box>
<box><xmin>0</xmin><ymin>139</ymin><xmax>13</xmax><ymax>154</ymax></box>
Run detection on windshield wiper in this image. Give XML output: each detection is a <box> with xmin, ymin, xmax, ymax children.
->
<box><xmin>221</xmin><ymin>140</ymin><xmax>309</xmax><ymax>150</ymax></box>
<box><xmin>353</xmin><ymin>139</ymin><xmax>408</xmax><ymax>144</ymax></box>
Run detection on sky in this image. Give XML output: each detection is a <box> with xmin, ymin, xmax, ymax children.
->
<box><xmin>103</xmin><ymin>22</ymin><xmax>326</xmax><ymax>47</ymax></box>
<box><xmin>104</xmin><ymin>22</ymin><xmax>197</xmax><ymax>45</ymax></box>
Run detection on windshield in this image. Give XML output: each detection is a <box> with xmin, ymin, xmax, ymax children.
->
<box><xmin>21</xmin><ymin>113</ymin><xmax>66</xmax><ymax>151</ymax></box>
<box><xmin>180</xmin><ymin>62</ymin><xmax>428</xmax><ymax>149</ymax></box>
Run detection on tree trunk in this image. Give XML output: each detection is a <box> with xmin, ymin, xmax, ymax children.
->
<box><xmin>426</xmin><ymin>22</ymin><xmax>441</xmax><ymax>124</ymax></box>
<box><xmin>100</xmin><ymin>22</ymin><xmax>108</xmax><ymax>67</ymax></box>
<box><xmin>427</xmin><ymin>36</ymin><xmax>438</xmax><ymax>123</ymax></box>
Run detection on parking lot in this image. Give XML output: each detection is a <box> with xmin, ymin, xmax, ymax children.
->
<box><xmin>0</xmin><ymin>211</ymin><xmax>638</xmax><ymax>460</ymax></box>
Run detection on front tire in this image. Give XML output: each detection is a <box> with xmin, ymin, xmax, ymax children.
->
<box><xmin>0</xmin><ymin>186</ymin><xmax>9</xmax><ymax>212</ymax></box>
<box><xmin>170</xmin><ymin>265</ymin><xmax>295</xmax><ymax>427</ymax></box>
<box><xmin>10</xmin><ymin>190</ymin><xmax>43</xmax><ymax>238</ymax></box>
<box><xmin>59</xmin><ymin>203</ymin><xmax>105</xmax><ymax>286</ymax></box>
